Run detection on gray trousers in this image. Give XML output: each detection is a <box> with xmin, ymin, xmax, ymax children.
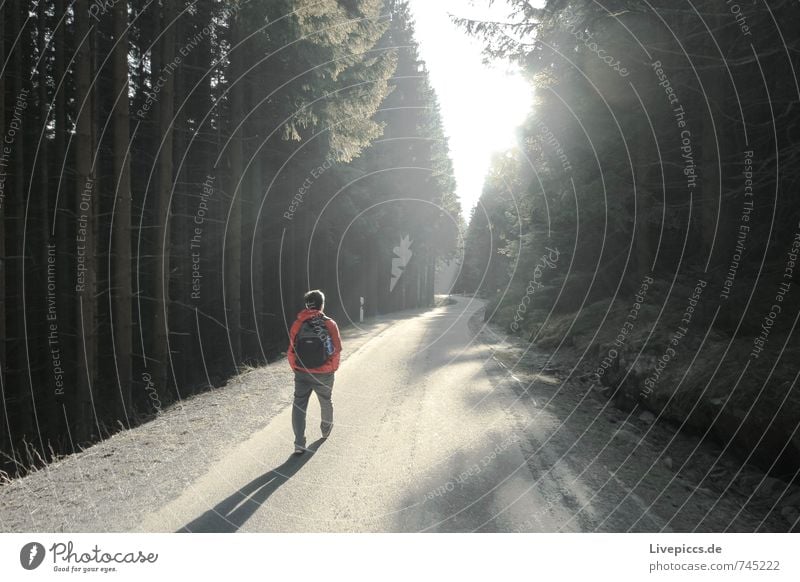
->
<box><xmin>292</xmin><ymin>371</ymin><xmax>334</xmax><ymax>447</ymax></box>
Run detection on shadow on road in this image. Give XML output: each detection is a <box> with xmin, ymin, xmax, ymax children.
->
<box><xmin>177</xmin><ymin>438</ymin><xmax>326</xmax><ymax>533</ymax></box>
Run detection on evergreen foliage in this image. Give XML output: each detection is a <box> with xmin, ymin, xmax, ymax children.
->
<box><xmin>0</xmin><ymin>0</ymin><xmax>458</xmax><ymax>473</ymax></box>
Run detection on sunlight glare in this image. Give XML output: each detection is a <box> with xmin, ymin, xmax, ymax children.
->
<box><xmin>409</xmin><ymin>0</ymin><xmax>533</xmax><ymax>213</ymax></box>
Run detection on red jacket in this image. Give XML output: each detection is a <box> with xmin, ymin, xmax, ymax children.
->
<box><xmin>288</xmin><ymin>308</ymin><xmax>342</xmax><ymax>373</ymax></box>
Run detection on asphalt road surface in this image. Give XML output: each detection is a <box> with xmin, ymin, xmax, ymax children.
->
<box><xmin>135</xmin><ymin>296</ymin><xmax>712</xmax><ymax>532</ymax></box>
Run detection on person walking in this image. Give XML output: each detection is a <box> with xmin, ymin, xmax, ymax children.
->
<box><xmin>287</xmin><ymin>289</ymin><xmax>342</xmax><ymax>454</ymax></box>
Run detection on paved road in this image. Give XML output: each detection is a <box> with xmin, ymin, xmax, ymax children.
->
<box><xmin>137</xmin><ymin>296</ymin><xmax>667</xmax><ymax>532</ymax></box>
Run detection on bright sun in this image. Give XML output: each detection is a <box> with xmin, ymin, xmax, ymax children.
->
<box><xmin>409</xmin><ymin>0</ymin><xmax>533</xmax><ymax>213</ymax></box>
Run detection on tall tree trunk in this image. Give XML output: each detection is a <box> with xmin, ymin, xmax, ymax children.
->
<box><xmin>74</xmin><ymin>0</ymin><xmax>98</xmax><ymax>441</ymax></box>
<box><xmin>53</xmin><ymin>0</ymin><xmax>69</xmax><ymax>443</ymax></box>
<box><xmin>189</xmin><ymin>0</ymin><xmax>214</xmax><ymax>384</ymax></box>
<box><xmin>10</xmin><ymin>1</ymin><xmax>35</xmax><ymax>449</ymax></box>
<box><xmin>36</xmin><ymin>0</ymin><xmax>58</xmax><ymax>439</ymax></box>
<box><xmin>112</xmin><ymin>0</ymin><xmax>132</xmax><ymax>423</ymax></box>
<box><xmin>242</xmin><ymin>115</ymin><xmax>260</xmax><ymax>362</ymax></box>
<box><xmin>153</xmin><ymin>0</ymin><xmax>176</xmax><ymax>401</ymax></box>
<box><xmin>0</xmin><ymin>1</ymin><xmax>8</xmax><ymax>461</ymax></box>
<box><xmin>225</xmin><ymin>10</ymin><xmax>243</xmax><ymax>366</ymax></box>
<box><xmin>366</xmin><ymin>240</ymin><xmax>379</xmax><ymax>317</ymax></box>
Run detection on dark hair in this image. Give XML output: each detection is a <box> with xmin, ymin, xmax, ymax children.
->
<box><xmin>304</xmin><ymin>289</ymin><xmax>325</xmax><ymax>310</ymax></box>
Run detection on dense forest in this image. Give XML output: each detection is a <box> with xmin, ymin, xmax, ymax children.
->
<box><xmin>456</xmin><ymin>0</ymin><xmax>800</xmax><ymax>480</ymax></box>
<box><xmin>0</xmin><ymin>0</ymin><xmax>460</xmax><ymax>475</ymax></box>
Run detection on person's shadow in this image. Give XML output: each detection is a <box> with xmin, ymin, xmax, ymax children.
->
<box><xmin>177</xmin><ymin>438</ymin><xmax>326</xmax><ymax>533</ymax></box>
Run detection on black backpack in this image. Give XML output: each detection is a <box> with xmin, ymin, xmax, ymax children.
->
<box><xmin>294</xmin><ymin>316</ymin><xmax>332</xmax><ymax>369</ymax></box>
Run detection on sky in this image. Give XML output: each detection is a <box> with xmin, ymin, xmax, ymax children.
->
<box><xmin>408</xmin><ymin>0</ymin><xmax>533</xmax><ymax>215</ymax></box>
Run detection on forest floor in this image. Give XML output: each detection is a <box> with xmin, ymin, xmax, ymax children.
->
<box><xmin>478</xmin><ymin>315</ymin><xmax>800</xmax><ymax>532</ymax></box>
<box><xmin>0</xmin><ymin>297</ymin><xmax>796</xmax><ymax>532</ymax></box>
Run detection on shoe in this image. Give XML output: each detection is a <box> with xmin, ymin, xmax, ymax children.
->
<box><xmin>294</xmin><ymin>446</ymin><xmax>305</xmax><ymax>455</ymax></box>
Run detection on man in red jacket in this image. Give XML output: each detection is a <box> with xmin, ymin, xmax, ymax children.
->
<box><xmin>287</xmin><ymin>289</ymin><xmax>342</xmax><ymax>454</ymax></box>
